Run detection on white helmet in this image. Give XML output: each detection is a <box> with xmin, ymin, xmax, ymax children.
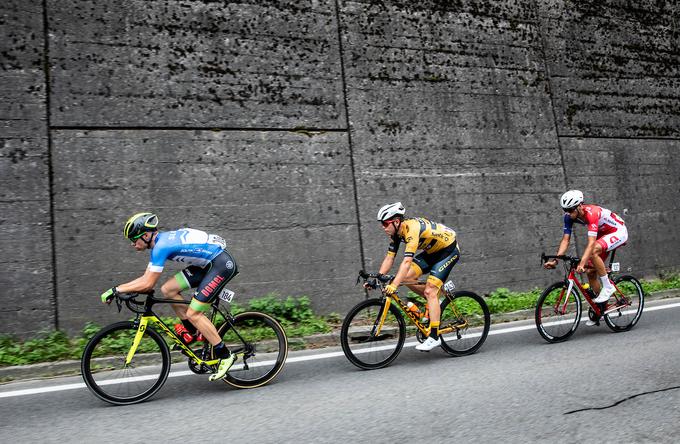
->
<box><xmin>377</xmin><ymin>202</ymin><xmax>405</xmax><ymax>221</ymax></box>
<box><xmin>560</xmin><ymin>190</ymin><xmax>584</xmax><ymax>209</ymax></box>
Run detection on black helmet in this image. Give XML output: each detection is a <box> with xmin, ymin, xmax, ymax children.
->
<box><xmin>123</xmin><ymin>212</ymin><xmax>159</xmax><ymax>240</ymax></box>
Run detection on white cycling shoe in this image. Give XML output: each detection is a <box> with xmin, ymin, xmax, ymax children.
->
<box><xmin>593</xmin><ymin>286</ymin><xmax>615</xmax><ymax>303</ymax></box>
<box><xmin>415</xmin><ymin>336</ymin><xmax>441</xmax><ymax>351</ymax></box>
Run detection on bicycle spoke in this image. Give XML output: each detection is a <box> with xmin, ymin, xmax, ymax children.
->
<box><xmin>340</xmin><ymin>299</ymin><xmax>405</xmax><ymax>369</ymax></box>
<box><xmin>217</xmin><ymin>312</ymin><xmax>288</xmax><ymax>388</ymax></box>
<box><xmin>439</xmin><ymin>291</ymin><xmax>490</xmax><ymax>356</ymax></box>
<box><xmin>82</xmin><ymin>321</ymin><xmax>170</xmax><ymax>405</ymax></box>
<box><xmin>604</xmin><ymin>276</ymin><xmax>644</xmax><ymax>331</ymax></box>
<box><xmin>535</xmin><ymin>283</ymin><xmax>581</xmax><ymax>343</ymax></box>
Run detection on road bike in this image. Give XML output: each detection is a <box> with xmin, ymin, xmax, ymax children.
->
<box><xmin>340</xmin><ymin>271</ymin><xmax>490</xmax><ymax>370</ymax></box>
<box><xmin>536</xmin><ymin>251</ymin><xmax>644</xmax><ymax>343</ymax></box>
<box><xmin>81</xmin><ymin>290</ymin><xmax>288</xmax><ymax>405</ymax></box>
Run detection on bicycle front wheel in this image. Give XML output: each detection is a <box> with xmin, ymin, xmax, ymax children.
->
<box><xmin>439</xmin><ymin>291</ymin><xmax>491</xmax><ymax>356</ymax></box>
<box><xmin>604</xmin><ymin>275</ymin><xmax>644</xmax><ymax>332</ymax></box>
<box><xmin>81</xmin><ymin>321</ymin><xmax>170</xmax><ymax>405</ymax></box>
<box><xmin>340</xmin><ymin>298</ymin><xmax>406</xmax><ymax>370</ymax></box>
<box><xmin>535</xmin><ymin>282</ymin><xmax>582</xmax><ymax>343</ymax></box>
<box><xmin>216</xmin><ymin>312</ymin><xmax>288</xmax><ymax>388</ymax></box>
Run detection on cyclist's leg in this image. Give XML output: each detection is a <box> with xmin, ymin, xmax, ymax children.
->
<box><xmin>186</xmin><ymin>251</ymin><xmax>239</xmax><ymax>346</ymax></box>
<box><xmin>161</xmin><ymin>265</ymin><xmax>204</xmax><ymax>318</ymax></box>
<box><xmin>585</xmin><ymin>246</ymin><xmax>606</xmax><ymax>294</ymax></box>
<box><xmin>425</xmin><ymin>245</ymin><xmax>460</xmax><ymax>332</ymax></box>
<box><xmin>403</xmin><ymin>256</ymin><xmax>427</xmax><ymax>296</ymax></box>
<box><xmin>591</xmin><ymin>227</ymin><xmax>627</xmax><ymax>295</ymax></box>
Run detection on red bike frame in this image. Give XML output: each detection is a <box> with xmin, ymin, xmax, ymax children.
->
<box><xmin>544</xmin><ymin>250</ymin><xmax>630</xmax><ymax>318</ymax></box>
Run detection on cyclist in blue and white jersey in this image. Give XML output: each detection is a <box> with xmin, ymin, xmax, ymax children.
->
<box><xmin>100</xmin><ymin>212</ymin><xmax>238</xmax><ymax>381</ymax></box>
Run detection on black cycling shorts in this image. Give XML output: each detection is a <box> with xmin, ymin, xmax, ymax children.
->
<box><xmin>411</xmin><ymin>242</ymin><xmax>460</xmax><ymax>289</ymax></box>
<box><xmin>176</xmin><ymin>251</ymin><xmax>238</xmax><ymax>309</ymax></box>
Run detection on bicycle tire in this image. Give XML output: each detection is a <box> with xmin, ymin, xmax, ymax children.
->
<box><xmin>81</xmin><ymin>321</ymin><xmax>171</xmax><ymax>405</ymax></box>
<box><xmin>216</xmin><ymin>311</ymin><xmax>288</xmax><ymax>388</ymax></box>
<box><xmin>604</xmin><ymin>275</ymin><xmax>644</xmax><ymax>332</ymax></box>
<box><xmin>535</xmin><ymin>281</ymin><xmax>582</xmax><ymax>343</ymax></box>
<box><xmin>439</xmin><ymin>291</ymin><xmax>490</xmax><ymax>356</ymax></box>
<box><xmin>340</xmin><ymin>298</ymin><xmax>406</xmax><ymax>370</ymax></box>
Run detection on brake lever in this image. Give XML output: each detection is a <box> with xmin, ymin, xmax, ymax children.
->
<box><xmin>115</xmin><ymin>297</ymin><xmax>122</xmax><ymax>313</ymax></box>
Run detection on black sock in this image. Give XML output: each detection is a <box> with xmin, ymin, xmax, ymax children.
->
<box><xmin>181</xmin><ymin>319</ymin><xmax>197</xmax><ymax>335</ymax></box>
<box><xmin>430</xmin><ymin>323</ymin><xmax>439</xmax><ymax>339</ymax></box>
<box><xmin>214</xmin><ymin>342</ymin><xmax>231</xmax><ymax>358</ymax></box>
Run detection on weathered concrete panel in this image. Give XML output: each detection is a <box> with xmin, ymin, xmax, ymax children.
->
<box><xmin>0</xmin><ymin>0</ymin><xmax>54</xmax><ymax>336</ymax></box>
<box><xmin>51</xmin><ymin>129</ymin><xmax>363</xmax><ymax>332</ymax></box>
<box><xmin>560</xmin><ymin>137</ymin><xmax>680</xmax><ymax>278</ymax></box>
<box><xmin>539</xmin><ymin>0</ymin><xmax>680</xmax><ymax>137</ymax></box>
<box><xmin>48</xmin><ymin>0</ymin><xmax>346</xmax><ymax>128</ymax></box>
<box><xmin>2</xmin><ymin>0</ymin><xmax>680</xmax><ymax>338</ymax></box>
<box><xmin>340</xmin><ymin>0</ymin><xmax>567</xmax><ymax>293</ymax></box>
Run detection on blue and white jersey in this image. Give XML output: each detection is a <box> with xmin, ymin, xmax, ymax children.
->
<box><xmin>148</xmin><ymin>228</ymin><xmax>226</xmax><ymax>272</ymax></box>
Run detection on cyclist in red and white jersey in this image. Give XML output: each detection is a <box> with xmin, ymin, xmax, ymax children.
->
<box><xmin>544</xmin><ymin>190</ymin><xmax>628</xmax><ymax>316</ymax></box>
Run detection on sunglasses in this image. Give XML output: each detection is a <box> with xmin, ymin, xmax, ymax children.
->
<box><xmin>129</xmin><ymin>233</ymin><xmax>146</xmax><ymax>242</ymax></box>
<box><xmin>564</xmin><ymin>207</ymin><xmax>578</xmax><ymax>214</ymax></box>
<box><xmin>381</xmin><ymin>220</ymin><xmax>396</xmax><ymax>228</ymax></box>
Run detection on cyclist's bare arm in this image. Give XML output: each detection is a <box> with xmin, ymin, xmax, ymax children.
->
<box><xmin>117</xmin><ymin>267</ymin><xmax>162</xmax><ymax>293</ymax></box>
<box><xmin>391</xmin><ymin>256</ymin><xmax>414</xmax><ymax>288</ymax></box>
<box><xmin>544</xmin><ymin>233</ymin><xmax>571</xmax><ymax>269</ymax></box>
<box><xmin>378</xmin><ymin>253</ymin><xmax>395</xmax><ymax>275</ymax></box>
<box><xmin>577</xmin><ymin>235</ymin><xmax>599</xmax><ymax>273</ymax></box>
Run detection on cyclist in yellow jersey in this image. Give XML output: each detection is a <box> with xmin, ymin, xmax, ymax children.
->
<box><xmin>367</xmin><ymin>202</ymin><xmax>460</xmax><ymax>351</ymax></box>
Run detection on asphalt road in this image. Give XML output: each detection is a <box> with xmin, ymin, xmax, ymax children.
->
<box><xmin>2</xmin><ymin>299</ymin><xmax>680</xmax><ymax>443</ymax></box>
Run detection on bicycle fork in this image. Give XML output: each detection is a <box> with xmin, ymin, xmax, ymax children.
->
<box><xmin>553</xmin><ymin>280</ymin><xmax>576</xmax><ymax>315</ymax></box>
<box><xmin>126</xmin><ymin>317</ymin><xmax>151</xmax><ymax>366</ymax></box>
<box><xmin>372</xmin><ymin>298</ymin><xmax>393</xmax><ymax>338</ymax></box>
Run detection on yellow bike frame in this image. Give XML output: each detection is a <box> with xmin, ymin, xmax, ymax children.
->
<box><xmin>125</xmin><ymin>315</ymin><xmax>220</xmax><ymax>367</ymax></box>
<box><xmin>376</xmin><ymin>288</ymin><xmax>468</xmax><ymax>337</ymax></box>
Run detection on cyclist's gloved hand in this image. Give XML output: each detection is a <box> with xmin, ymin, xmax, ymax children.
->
<box><xmin>101</xmin><ymin>287</ymin><xmax>118</xmax><ymax>304</ymax></box>
<box><xmin>384</xmin><ymin>284</ymin><xmax>398</xmax><ymax>295</ymax></box>
<box><xmin>363</xmin><ymin>278</ymin><xmax>377</xmax><ymax>290</ymax></box>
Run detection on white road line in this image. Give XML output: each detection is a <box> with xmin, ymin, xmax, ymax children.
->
<box><xmin>2</xmin><ymin>300</ymin><xmax>678</xmax><ymax>399</ymax></box>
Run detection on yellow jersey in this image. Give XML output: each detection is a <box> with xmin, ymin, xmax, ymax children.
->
<box><xmin>387</xmin><ymin>217</ymin><xmax>456</xmax><ymax>258</ymax></box>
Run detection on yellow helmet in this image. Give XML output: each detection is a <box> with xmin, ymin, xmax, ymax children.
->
<box><xmin>123</xmin><ymin>212</ymin><xmax>158</xmax><ymax>240</ymax></box>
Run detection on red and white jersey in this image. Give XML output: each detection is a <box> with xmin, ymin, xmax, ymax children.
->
<box><xmin>563</xmin><ymin>204</ymin><xmax>625</xmax><ymax>238</ymax></box>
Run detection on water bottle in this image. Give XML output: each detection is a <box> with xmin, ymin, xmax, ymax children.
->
<box><xmin>582</xmin><ymin>283</ymin><xmax>596</xmax><ymax>298</ymax></box>
<box><xmin>421</xmin><ymin>306</ymin><xmax>430</xmax><ymax>324</ymax></box>
<box><xmin>406</xmin><ymin>301</ymin><xmax>421</xmax><ymax>318</ymax></box>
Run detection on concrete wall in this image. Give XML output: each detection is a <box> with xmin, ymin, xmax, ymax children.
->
<box><xmin>2</xmin><ymin>0</ymin><xmax>679</xmax><ymax>335</ymax></box>
<box><xmin>1</xmin><ymin>0</ymin><xmax>55</xmax><ymax>333</ymax></box>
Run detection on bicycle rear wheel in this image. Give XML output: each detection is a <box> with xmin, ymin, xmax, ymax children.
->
<box><xmin>216</xmin><ymin>312</ymin><xmax>288</xmax><ymax>388</ymax></box>
<box><xmin>535</xmin><ymin>282</ymin><xmax>582</xmax><ymax>343</ymax></box>
<box><xmin>340</xmin><ymin>298</ymin><xmax>406</xmax><ymax>370</ymax></box>
<box><xmin>604</xmin><ymin>275</ymin><xmax>644</xmax><ymax>332</ymax></box>
<box><xmin>439</xmin><ymin>291</ymin><xmax>490</xmax><ymax>356</ymax></box>
<box><xmin>81</xmin><ymin>321</ymin><xmax>170</xmax><ymax>405</ymax></box>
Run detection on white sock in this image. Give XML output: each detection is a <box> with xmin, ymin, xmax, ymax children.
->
<box><xmin>599</xmin><ymin>275</ymin><xmax>613</xmax><ymax>289</ymax></box>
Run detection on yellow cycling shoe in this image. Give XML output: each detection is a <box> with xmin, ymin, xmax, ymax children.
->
<box><xmin>209</xmin><ymin>354</ymin><xmax>236</xmax><ymax>382</ymax></box>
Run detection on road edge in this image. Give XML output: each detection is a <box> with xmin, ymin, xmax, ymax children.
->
<box><xmin>2</xmin><ymin>289</ymin><xmax>678</xmax><ymax>383</ymax></box>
